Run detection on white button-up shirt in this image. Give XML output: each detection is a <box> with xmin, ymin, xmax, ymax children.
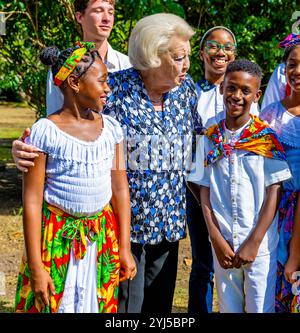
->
<box><xmin>46</xmin><ymin>43</ymin><xmax>132</xmax><ymax>115</ymax></box>
<box><xmin>189</xmin><ymin>121</ymin><xmax>291</xmax><ymax>257</ymax></box>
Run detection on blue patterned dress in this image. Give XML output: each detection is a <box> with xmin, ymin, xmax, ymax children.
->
<box><xmin>104</xmin><ymin>68</ymin><xmax>201</xmax><ymax>245</ymax></box>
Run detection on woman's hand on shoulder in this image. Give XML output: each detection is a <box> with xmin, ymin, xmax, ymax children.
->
<box><xmin>12</xmin><ymin>128</ymin><xmax>40</xmax><ymax>172</ymax></box>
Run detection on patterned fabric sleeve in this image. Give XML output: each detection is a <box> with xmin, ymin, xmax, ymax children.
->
<box><xmin>104</xmin><ymin>71</ymin><xmax>122</xmax><ymax>119</ymax></box>
<box><xmin>185</xmin><ymin>74</ymin><xmax>203</xmax><ymax>134</ymax></box>
<box><xmin>260</xmin><ymin>101</ymin><xmax>282</xmax><ymax>133</ymax></box>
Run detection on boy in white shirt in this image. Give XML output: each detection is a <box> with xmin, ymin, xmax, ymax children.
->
<box><xmin>46</xmin><ymin>0</ymin><xmax>132</xmax><ymax>115</ymax></box>
<box><xmin>188</xmin><ymin>59</ymin><xmax>291</xmax><ymax>313</ymax></box>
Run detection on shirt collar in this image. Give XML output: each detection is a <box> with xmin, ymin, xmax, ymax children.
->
<box><xmin>105</xmin><ymin>43</ymin><xmax>119</xmax><ymax>70</ymax></box>
<box><xmin>197</xmin><ymin>78</ymin><xmax>216</xmax><ymax>92</ymax></box>
<box><xmin>224</xmin><ymin>118</ymin><xmax>251</xmax><ymax>141</ymax></box>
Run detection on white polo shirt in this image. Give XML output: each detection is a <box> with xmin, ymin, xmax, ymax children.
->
<box><xmin>46</xmin><ymin>43</ymin><xmax>132</xmax><ymax>115</ymax></box>
<box><xmin>188</xmin><ymin>121</ymin><xmax>291</xmax><ymax>257</ymax></box>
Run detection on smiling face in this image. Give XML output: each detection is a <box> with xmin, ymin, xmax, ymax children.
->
<box><xmin>75</xmin><ymin>0</ymin><xmax>114</xmax><ymax>42</ymax></box>
<box><xmin>76</xmin><ymin>58</ymin><xmax>110</xmax><ymax>112</ymax></box>
<box><xmin>200</xmin><ymin>29</ymin><xmax>236</xmax><ymax>78</ymax></box>
<box><xmin>220</xmin><ymin>71</ymin><xmax>261</xmax><ymax>122</ymax></box>
<box><xmin>285</xmin><ymin>45</ymin><xmax>300</xmax><ymax>93</ymax></box>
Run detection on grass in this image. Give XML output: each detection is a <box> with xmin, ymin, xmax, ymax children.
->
<box><xmin>0</xmin><ymin>103</ymin><xmax>36</xmax><ymax>313</ymax></box>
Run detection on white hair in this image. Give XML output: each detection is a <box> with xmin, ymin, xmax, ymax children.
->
<box><xmin>128</xmin><ymin>13</ymin><xmax>195</xmax><ymax>71</ymax></box>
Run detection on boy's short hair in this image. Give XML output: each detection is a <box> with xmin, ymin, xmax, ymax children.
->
<box><xmin>74</xmin><ymin>0</ymin><xmax>115</xmax><ymax>14</ymax></box>
<box><xmin>225</xmin><ymin>59</ymin><xmax>263</xmax><ymax>85</ymax></box>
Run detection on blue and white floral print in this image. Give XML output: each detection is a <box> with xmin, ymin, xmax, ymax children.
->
<box><xmin>104</xmin><ymin>67</ymin><xmax>201</xmax><ymax>244</ymax></box>
<box><xmin>196</xmin><ymin>78</ymin><xmax>215</xmax><ymax>93</ymax></box>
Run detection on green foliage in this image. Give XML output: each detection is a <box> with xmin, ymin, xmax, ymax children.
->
<box><xmin>180</xmin><ymin>0</ymin><xmax>299</xmax><ymax>87</ymax></box>
<box><xmin>0</xmin><ymin>0</ymin><xmax>299</xmax><ymax>116</ymax></box>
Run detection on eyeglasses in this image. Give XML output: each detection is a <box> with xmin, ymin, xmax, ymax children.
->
<box><xmin>205</xmin><ymin>40</ymin><xmax>237</xmax><ymax>55</ymax></box>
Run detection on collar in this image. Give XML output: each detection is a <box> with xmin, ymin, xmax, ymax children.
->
<box><xmin>224</xmin><ymin>118</ymin><xmax>251</xmax><ymax>136</ymax></box>
<box><xmin>224</xmin><ymin>118</ymin><xmax>251</xmax><ymax>144</ymax></box>
<box><xmin>105</xmin><ymin>43</ymin><xmax>119</xmax><ymax>70</ymax></box>
<box><xmin>197</xmin><ymin>78</ymin><xmax>216</xmax><ymax>92</ymax></box>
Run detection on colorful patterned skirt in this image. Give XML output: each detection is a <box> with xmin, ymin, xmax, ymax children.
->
<box><xmin>15</xmin><ymin>202</ymin><xmax>120</xmax><ymax>313</ymax></box>
<box><xmin>275</xmin><ymin>190</ymin><xmax>300</xmax><ymax>313</ymax></box>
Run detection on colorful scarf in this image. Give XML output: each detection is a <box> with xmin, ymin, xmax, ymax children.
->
<box><xmin>54</xmin><ymin>41</ymin><xmax>96</xmax><ymax>87</ymax></box>
<box><xmin>278</xmin><ymin>33</ymin><xmax>300</xmax><ymax>49</ymax></box>
<box><xmin>205</xmin><ymin>115</ymin><xmax>286</xmax><ymax>166</ymax></box>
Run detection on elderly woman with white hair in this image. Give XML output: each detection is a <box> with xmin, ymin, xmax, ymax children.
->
<box><xmin>104</xmin><ymin>13</ymin><xmax>201</xmax><ymax>313</ymax></box>
<box><xmin>11</xmin><ymin>13</ymin><xmax>202</xmax><ymax>313</ymax></box>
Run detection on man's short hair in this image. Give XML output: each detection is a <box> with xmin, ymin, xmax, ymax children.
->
<box><xmin>128</xmin><ymin>13</ymin><xmax>194</xmax><ymax>71</ymax></box>
<box><xmin>225</xmin><ymin>59</ymin><xmax>263</xmax><ymax>85</ymax></box>
<box><xmin>74</xmin><ymin>0</ymin><xmax>115</xmax><ymax>14</ymax></box>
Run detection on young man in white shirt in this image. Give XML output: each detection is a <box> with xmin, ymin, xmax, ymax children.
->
<box><xmin>12</xmin><ymin>0</ymin><xmax>131</xmax><ymax>172</ymax></box>
<box><xmin>47</xmin><ymin>0</ymin><xmax>131</xmax><ymax>115</ymax></box>
<box><xmin>188</xmin><ymin>59</ymin><xmax>291</xmax><ymax>313</ymax></box>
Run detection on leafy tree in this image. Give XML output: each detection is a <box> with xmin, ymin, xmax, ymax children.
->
<box><xmin>0</xmin><ymin>0</ymin><xmax>299</xmax><ymax>116</ymax></box>
<box><xmin>0</xmin><ymin>0</ymin><xmax>79</xmax><ymax>116</ymax></box>
<box><xmin>0</xmin><ymin>0</ymin><xmax>184</xmax><ymax>116</ymax></box>
<box><xmin>180</xmin><ymin>0</ymin><xmax>299</xmax><ymax>87</ymax></box>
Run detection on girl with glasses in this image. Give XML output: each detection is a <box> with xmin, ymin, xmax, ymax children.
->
<box><xmin>187</xmin><ymin>26</ymin><xmax>259</xmax><ymax>313</ymax></box>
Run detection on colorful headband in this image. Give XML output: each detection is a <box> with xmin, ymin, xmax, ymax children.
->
<box><xmin>278</xmin><ymin>33</ymin><xmax>300</xmax><ymax>49</ymax></box>
<box><xmin>54</xmin><ymin>41</ymin><xmax>96</xmax><ymax>87</ymax></box>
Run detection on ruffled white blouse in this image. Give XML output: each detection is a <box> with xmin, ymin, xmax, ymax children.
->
<box><xmin>25</xmin><ymin>114</ymin><xmax>124</xmax><ymax>216</ymax></box>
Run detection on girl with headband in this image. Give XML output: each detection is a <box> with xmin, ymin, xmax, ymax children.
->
<box><xmin>14</xmin><ymin>42</ymin><xmax>136</xmax><ymax>313</ymax></box>
<box><xmin>260</xmin><ymin>33</ymin><xmax>300</xmax><ymax>313</ymax></box>
<box><xmin>187</xmin><ymin>26</ymin><xmax>259</xmax><ymax>313</ymax></box>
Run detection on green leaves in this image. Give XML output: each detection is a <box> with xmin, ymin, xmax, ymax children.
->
<box><xmin>180</xmin><ymin>0</ymin><xmax>299</xmax><ymax>91</ymax></box>
<box><xmin>1</xmin><ymin>0</ymin><xmax>299</xmax><ymax>114</ymax></box>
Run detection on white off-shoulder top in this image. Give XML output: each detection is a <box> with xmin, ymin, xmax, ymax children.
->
<box><xmin>25</xmin><ymin>114</ymin><xmax>124</xmax><ymax>216</ymax></box>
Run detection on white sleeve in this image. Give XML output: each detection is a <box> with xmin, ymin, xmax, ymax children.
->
<box><xmin>187</xmin><ymin>135</ymin><xmax>210</xmax><ymax>187</ymax></box>
<box><xmin>264</xmin><ymin>157</ymin><xmax>291</xmax><ymax>187</ymax></box>
<box><xmin>24</xmin><ymin>119</ymin><xmax>52</xmax><ymax>153</ymax></box>
<box><xmin>46</xmin><ymin>70</ymin><xmax>64</xmax><ymax>116</ymax></box>
<box><xmin>104</xmin><ymin>115</ymin><xmax>124</xmax><ymax>144</ymax></box>
<box><xmin>261</xmin><ymin>63</ymin><xmax>286</xmax><ymax>110</ymax></box>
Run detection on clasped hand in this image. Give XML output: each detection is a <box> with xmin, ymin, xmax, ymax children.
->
<box><xmin>212</xmin><ymin>235</ymin><xmax>260</xmax><ymax>270</ymax></box>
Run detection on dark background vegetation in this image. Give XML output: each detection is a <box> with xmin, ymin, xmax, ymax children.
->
<box><xmin>0</xmin><ymin>0</ymin><xmax>299</xmax><ymax>117</ymax></box>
